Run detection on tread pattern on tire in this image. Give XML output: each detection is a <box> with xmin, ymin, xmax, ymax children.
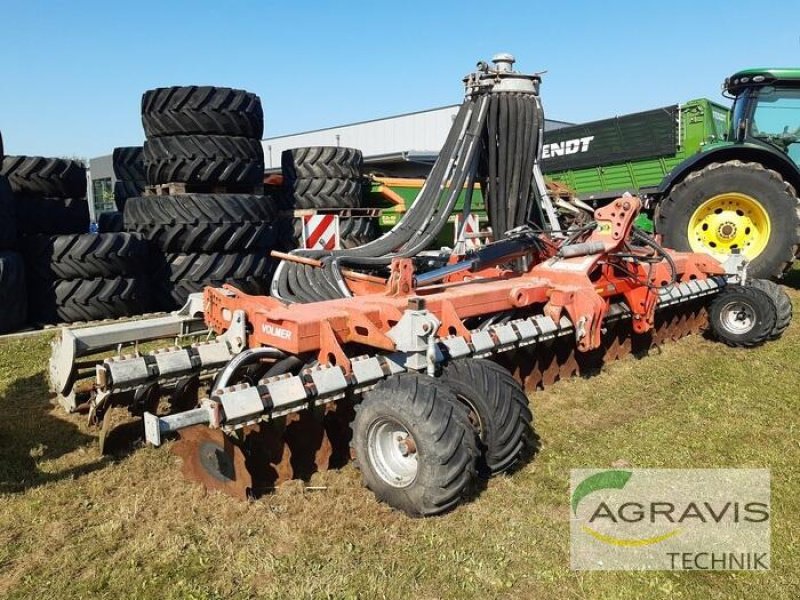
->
<box><xmin>113</xmin><ymin>180</ymin><xmax>145</xmax><ymax>211</ymax></box>
<box><xmin>124</xmin><ymin>194</ymin><xmax>278</xmax><ymax>252</ymax></box>
<box><xmin>1</xmin><ymin>156</ymin><xmax>86</xmax><ymax>198</ymax></box>
<box><xmin>282</xmin><ymin>146</ymin><xmax>363</xmax><ymax>179</ymax></box>
<box><xmin>142</xmin><ymin>86</ymin><xmax>263</xmax><ymax>138</ymax></box>
<box><xmin>143</xmin><ymin>135</ymin><xmax>264</xmax><ymax>185</ymax></box>
<box><xmin>27</xmin><ymin>276</ymin><xmax>150</xmax><ymax>324</ymax></box>
<box><xmin>657</xmin><ymin>160</ymin><xmax>800</xmax><ymax>279</ymax></box>
<box><xmin>98</xmin><ymin>211</ymin><xmax>124</xmax><ymax>233</ymax></box>
<box><xmin>709</xmin><ymin>285</ymin><xmax>777</xmax><ymax>347</ymax></box>
<box><xmin>439</xmin><ymin>358</ymin><xmax>533</xmax><ymax>477</ymax></box>
<box><xmin>154</xmin><ymin>252</ymin><xmax>275</xmax><ymax>309</ymax></box>
<box><xmin>0</xmin><ymin>176</ymin><xmax>17</xmax><ymax>250</ymax></box>
<box><xmin>351</xmin><ymin>373</ymin><xmax>477</xmax><ymax>516</ymax></box>
<box><xmin>749</xmin><ymin>278</ymin><xmax>792</xmax><ymax>340</ymax></box>
<box><xmin>0</xmin><ymin>251</ymin><xmax>27</xmax><ymax>333</ymax></box>
<box><xmin>22</xmin><ymin>232</ymin><xmax>148</xmax><ymax>280</ymax></box>
<box><xmin>283</xmin><ymin>177</ymin><xmax>363</xmax><ymax>209</ymax></box>
<box><xmin>14</xmin><ymin>196</ymin><xmax>89</xmax><ymax>235</ymax></box>
<box><xmin>112</xmin><ymin>147</ymin><xmax>146</xmax><ymax>181</ymax></box>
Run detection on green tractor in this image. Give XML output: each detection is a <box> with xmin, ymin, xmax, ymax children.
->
<box><xmin>655</xmin><ymin>68</ymin><xmax>800</xmax><ymax>278</ymax></box>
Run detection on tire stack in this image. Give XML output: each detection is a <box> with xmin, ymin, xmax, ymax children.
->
<box><xmin>125</xmin><ymin>86</ymin><xmax>276</xmax><ymax>310</ymax></box>
<box><xmin>97</xmin><ymin>147</ymin><xmax>146</xmax><ymax>233</ymax></box>
<box><xmin>0</xmin><ymin>153</ymin><xmax>151</xmax><ymax>324</ymax></box>
<box><xmin>281</xmin><ymin>146</ymin><xmax>364</xmax><ymax>210</ymax></box>
<box><xmin>0</xmin><ymin>131</ymin><xmax>27</xmax><ymax>333</ymax></box>
<box><xmin>112</xmin><ymin>146</ymin><xmax>146</xmax><ymax>211</ymax></box>
<box><xmin>281</xmin><ymin>146</ymin><xmax>378</xmax><ymax>249</ymax></box>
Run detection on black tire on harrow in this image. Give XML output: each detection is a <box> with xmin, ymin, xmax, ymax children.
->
<box><xmin>112</xmin><ymin>146</ymin><xmax>146</xmax><ymax>181</ymax></box>
<box><xmin>0</xmin><ymin>156</ymin><xmax>86</xmax><ymax>198</ymax></box>
<box><xmin>153</xmin><ymin>252</ymin><xmax>275</xmax><ymax>309</ymax></box>
<box><xmin>708</xmin><ymin>284</ymin><xmax>778</xmax><ymax>348</ymax></box>
<box><xmin>0</xmin><ymin>176</ymin><xmax>17</xmax><ymax>250</ymax></box>
<box><xmin>0</xmin><ymin>251</ymin><xmax>27</xmax><ymax>333</ymax></box>
<box><xmin>14</xmin><ymin>196</ymin><xmax>89</xmax><ymax>235</ymax></box>
<box><xmin>124</xmin><ymin>194</ymin><xmax>278</xmax><ymax>253</ymax></box>
<box><xmin>97</xmin><ymin>211</ymin><xmax>125</xmax><ymax>233</ymax></box>
<box><xmin>351</xmin><ymin>373</ymin><xmax>477</xmax><ymax>517</ymax></box>
<box><xmin>143</xmin><ymin>135</ymin><xmax>264</xmax><ymax>186</ymax></box>
<box><xmin>21</xmin><ymin>232</ymin><xmax>148</xmax><ymax>280</ymax></box>
<box><xmin>141</xmin><ymin>86</ymin><xmax>264</xmax><ymax>138</ymax></box>
<box><xmin>281</xmin><ymin>146</ymin><xmax>363</xmax><ymax>180</ymax></box>
<box><xmin>27</xmin><ymin>276</ymin><xmax>151</xmax><ymax>324</ymax></box>
<box><xmin>748</xmin><ymin>278</ymin><xmax>792</xmax><ymax>340</ymax></box>
<box><xmin>439</xmin><ymin>358</ymin><xmax>533</xmax><ymax>477</ymax></box>
<box><xmin>282</xmin><ymin>177</ymin><xmax>363</xmax><ymax>209</ymax></box>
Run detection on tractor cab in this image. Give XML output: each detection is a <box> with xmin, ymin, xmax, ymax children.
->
<box><xmin>725</xmin><ymin>68</ymin><xmax>800</xmax><ymax>164</ymax></box>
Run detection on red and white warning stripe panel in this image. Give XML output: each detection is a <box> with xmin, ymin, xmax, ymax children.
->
<box><xmin>302</xmin><ymin>214</ymin><xmax>340</xmax><ymax>250</ymax></box>
<box><xmin>453</xmin><ymin>213</ymin><xmax>489</xmax><ymax>249</ymax></box>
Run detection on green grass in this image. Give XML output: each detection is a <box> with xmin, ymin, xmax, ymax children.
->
<box><xmin>1</xmin><ymin>280</ymin><xmax>799</xmax><ymax>599</ymax></box>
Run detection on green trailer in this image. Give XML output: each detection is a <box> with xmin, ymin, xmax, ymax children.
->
<box><xmin>542</xmin><ymin>98</ymin><xmax>731</xmax><ymax>208</ymax></box>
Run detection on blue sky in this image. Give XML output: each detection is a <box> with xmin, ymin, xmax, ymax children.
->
<box><xmin>1</xmin><ymin>0</ymin><xmax>799</xmax><ymax>158</ymax></box>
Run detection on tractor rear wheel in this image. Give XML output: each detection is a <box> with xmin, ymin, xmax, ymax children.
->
<box><xmin>439</xmin><ymin>358</ymin><xmax>533</xmax><ymax>477</ymax></box>
<box><xmin>708</xmin><ymin>284</ymin><xmax>778</xmax><ymax>347</ymax></box>
<box><xmin>351</xmin><ymin>373</ymin><xmax>477</xmax><ymax>517</ymax></box>
<box><xmin>657</xmin><ymin>161</ymin><xmax>800</xmax><ymax>280</ymax></box>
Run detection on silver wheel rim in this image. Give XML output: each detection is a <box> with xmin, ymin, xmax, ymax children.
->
<box><xmin>367</xmin><ymin>417</ymin><xmax>418</xmax><ymax>488</ymax></box>
<box><xmin>720</xmin><ymin>301</ymin><xmax>756</xmax><ymax>334</ymax></box>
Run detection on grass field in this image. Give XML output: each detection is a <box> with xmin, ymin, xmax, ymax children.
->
<box><xmin>1</xmin><ymin>276</ymin><xmax>799</xmax><ymax>599</ymax></box>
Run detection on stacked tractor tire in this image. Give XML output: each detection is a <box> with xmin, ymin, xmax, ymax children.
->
<box><xmin>123</xmin><ymin>86</ymin><xmax>278</xmax><ymax>310</ymax></box>
<box><xmin>281</xmin><ymin>146</ymin><xmax>379</xmax><ymax>249</ymax></box>
<box><xmin>0</xmin><ymin>132</ymin><xmax>150</xmax><ymax>329</ymax></box>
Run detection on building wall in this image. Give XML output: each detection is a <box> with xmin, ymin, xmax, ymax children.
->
<box><xmin>262</xmin><ymin>105</ymin><xmax>463</xmax><ymax>170</ymax></box>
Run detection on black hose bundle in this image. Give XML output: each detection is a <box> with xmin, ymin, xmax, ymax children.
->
<box><xmin>272</xmin><ymin>69</ymin><xmax>543</xmax><ymax>303</ymax></box>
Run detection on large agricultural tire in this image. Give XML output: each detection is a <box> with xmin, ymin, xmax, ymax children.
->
<box><xmin>97</xmin><ymin>211</ymin><xmax>124</xmax><ymax>233</ymax></box>
<box><xmin>282</xmin><ymin>177</ymin><xmax>363</xmax><ymax>209</ymax></box>
<box><xmin>657</xmin><ymin>161</ymin><xmax>800</xmax><ymax>280</ymax></box>
<box><xmin>749</xmin><ymin>278</ymin><xmax>792</xmax><ymax>340</ymax></box>
<box><xmin>113</xmin><ymin>181</ymin><xmax>145</xmax><ymax>211</ymax></box>
<box><xmin>438</xmin><ymin>359</ymin><xmax>533</xmax><ymax>478</ymax></box>
<box><xmin>153</xmin><ymin>252</ymin><xmax>275</xmax><ymax>309</ymax></box>
<box><xmin>708</xmin><ymin>284</ymin><xmax>777</xmax><ymax>348</ymax></box>
<box><xmin>112</xmin><ymin>146</ymin><xmax>145</xmax><ymax>181</ymax></box>
<box><xmin>339</xmin><ymin>215</ymin><xmax>379</xmax><ymax>249</ymax></box>
<box><xmin>351</xmin><ymin>373</ymin><xmax>477</xmax><ymax>517</ymax></box>
<box><xmin>282</xmin><ymin>146</ymin><xmax>363</xmax><ymax>180</ymax></box>
<box><xmin>0</xmin><ymin>176</ymin><xmax>17</xmax><ymax>250</ymax></box>
<box><xmin>0</xmin><ymin>251</ymin><xmax>27</xmax><ymax>333</ymax></box>
<box><xmin>21</xmin><ymin>232</ymin><xmax>148</xmax><ymax>280</ymax></box>
<box><xmin>27</xmin><ymin>276</ymin><xmax>151</xmax><ymax>324</ymax></box>
<box><xmin>14</xmin><ymin>196</ymin><xmax>89</xmax><ymax>235</ymax></box>
<box><xmin>124</xmin><ymin>194</ymin><xmax>278</xmax><ymax>253</ymax></box>
<box><xmin>0</xmin><ymin>156</ymin><xmax>86</xmax><ymax>198</ymax></box>
<box><xmin>143</xmin><ymin>135</ymin><xmax>264</xmax><ymax>186</ymax></box>
<box><xmin>142</xmin><ymin>86</ymin><xmax>263</xmax><ymax>138</ymax></box>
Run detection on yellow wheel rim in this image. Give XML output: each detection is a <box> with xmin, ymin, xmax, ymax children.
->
<box><xmin>687</xmin><ymin>192</ymin><xmax>771</xmax><ymax>261</ymax></box>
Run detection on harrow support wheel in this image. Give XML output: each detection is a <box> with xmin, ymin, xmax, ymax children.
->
<box><xmin>351</xmin><ymin>373</ymin><xmax>477</xmax><ymax>517</ymax></box>
<box><xmin>708</xmin><ymin>284</ymin><xmax>778</xmax><ymax>348</ymax></box>
<box><xmin>439</xmin><ymin>359</ymin><xmax>533</xmax><ymax>477</ymax></box>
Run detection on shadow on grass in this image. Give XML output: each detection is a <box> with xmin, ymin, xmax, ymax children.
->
<box><xmin>0</xmin><ymin>370</ymin><xmax>107</xmax><ymax>494</ymax></box>
<box><xmin>782</xmin><ymin>266</ymin><xmax>800</xmax><ymax>289</ymax></box>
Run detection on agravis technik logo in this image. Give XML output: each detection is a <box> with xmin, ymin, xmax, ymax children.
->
<box><xmin>570</xmin><ymin>469</ymin><xmax>771</xmax><ymax>570</ymax></box>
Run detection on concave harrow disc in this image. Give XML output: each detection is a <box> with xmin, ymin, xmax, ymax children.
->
<box><xmin>497</xmin><ymin>299</ymin><xmax>709</xmax><ymax>391</ymax></box>
<box><xmin>173</xmin><ymin>400</ymin><xmax>354</xmax><ymax>498</ymax></box>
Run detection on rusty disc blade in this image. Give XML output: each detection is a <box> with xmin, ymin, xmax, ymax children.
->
<box><xmin>172</xmin><ymin>426</ymin><xmax>253</xmax><ymax>500</ymax></box>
